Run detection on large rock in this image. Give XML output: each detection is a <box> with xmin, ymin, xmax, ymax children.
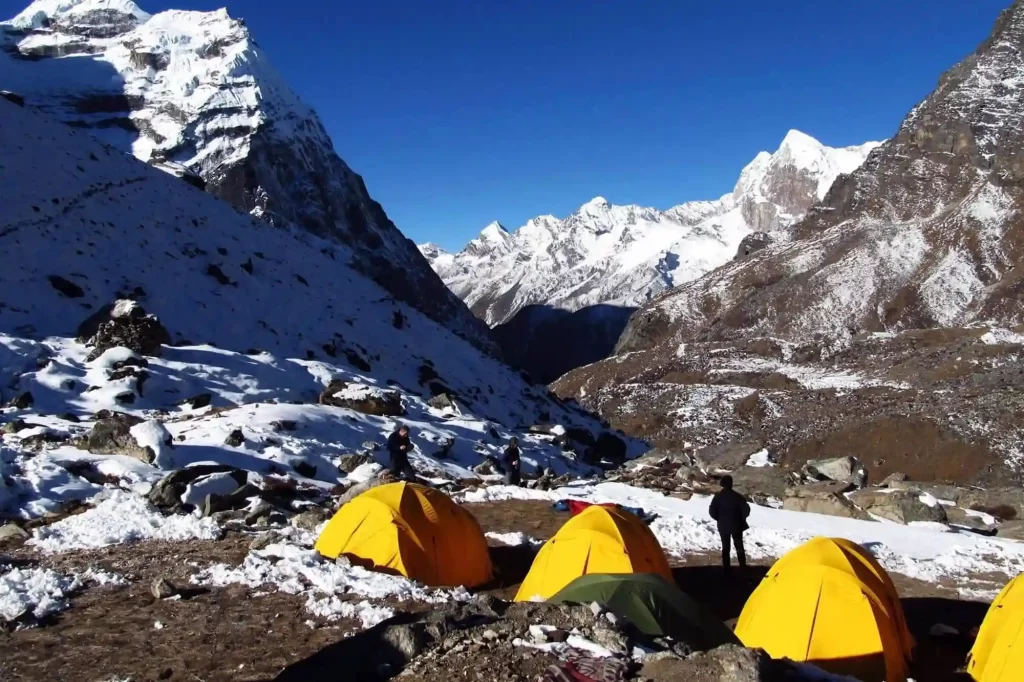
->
<box><xmin>945</xmin><ymin>506</ymin><xmax>999</xmax><ymax>535</ymax></box>
<box><xmin>802</xmin><ymin>456</ymin><xmax>868</xmax><ymax>487</ymax></box>
<box><xmin>783</xmin><ymin>483</ymin><xmax>871</xmax><ymax>521</ymax></box>
<box><xmin>640</xmin><ymin>644</ymin><xmax>791</xmax><ymax>682</ymax></box>
<box><xmin>76</xmin><ymin>411</ymin><xmax>152</xmax><ymax>462</ymax></box>
<box><xmin>695</xmin><ymin>442</ymin><xmax>763</xmax><ymax>472</ymax></box>
<box><xmin>337</xmin><ymin>454</ymin><xmax>371</xmax><ymax>473</ymax></box>
<box><xmin>848</xmin><ymin>488</ymin><xmax>948</xmax><ymax>524</ymax></box>
<box><xmin>319</xmin><ymin>380</ymin><xmax>403</xmax><ymax>416</ymax></box>
<box><xmin>148</xmin><ymin>465</ymin><xmax>247</xmax><ymax>509</ymax></box>
<box><xmin>957</xmin><ymin>488</ymin><xmax>1024</xmax><ymax>521</ymax></box>
<box><xmin>83</xmin><ymin>300</ymin><xmax>171</xmax><ymax>361</ymax></box>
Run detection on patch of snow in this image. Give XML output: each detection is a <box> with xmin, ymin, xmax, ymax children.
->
<box><xmin>346</xmin><ymin>462</ymin><xmax>383</xmax><ymax>484</ymax></box>
<box><xmin>180</xmin><ymin>472</ymin><xmax>243</xmax><ymax>513</ymax></box>
<box><xmin>0</xmin><ymin>565</ymin><xmax>80</xmax><ymax>622</ymax></box>
<box><xmin>744</xmin><ymin>449</ymin><xmax>775</xmax><ymax>468</ymax></box>
<box><xmin>485</xmin><ymin>531</ymin><xmax>542</xmax><ymax>547</ymax></box>
<box><xmin>29</xmin><ymin>490</ymin><xmax>220</xmax><ymax>552</ymax></box>
<box><xmin>129</xmin><ymin>420</ymin><xmax>174</xmax><ymax>469</ymax></box>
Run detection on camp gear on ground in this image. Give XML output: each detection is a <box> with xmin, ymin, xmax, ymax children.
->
<box><xmin>535</xmin><ymin>651</ymin><xmax>631</xmax><ymax>682</ymax></box>
<box><xmin>314</xmin><ymin>482</ymin><xmax>492</xmax><ymax>587</ymax></box>
<box><xmin>551</xmin><ymin>573</ymin><xmax>738</xmax><ymax>649</ymax></box>
<box><xmin>967</xmin><ymin>573</ymin><xmax>1024</xmax><ymax>681</ymax></box>
<box><xmin>515</xmin><ymin>505</ymin><xmax>672</xmax><ymax>601</ymax></box>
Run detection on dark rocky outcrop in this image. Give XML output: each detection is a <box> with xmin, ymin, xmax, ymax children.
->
<box><xmin>318</xmin><ymin>380</ymin><xmax>403</xmax><ymax>417</ymax></box>
<box><xmin>83</xmin><ymin>300</ymin><xmax>170</xmax><ymax>361</ymax></box>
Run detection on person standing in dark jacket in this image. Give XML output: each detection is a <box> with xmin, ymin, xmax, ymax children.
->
<box><xmin>387</xmin><ymin>425</ymin><xmax>417</xmax><ymax>482</ymax></box>
<box><xmin>708</xmin><ymin>475</ymin><xmax>750</xmax><ymax>572</ymax></box>
<box><xmin>502</xmin><ymin>437</ymin><xmax>522</xmax><ymax>486</ymax></box>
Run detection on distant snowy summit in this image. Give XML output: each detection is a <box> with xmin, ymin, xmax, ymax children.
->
<box><xmin>1</xmin><ymin>0</ymin><xmax>495</xmax><ymax>352</ymax></box>
<box><xmin>421</xmin><ymin>130</ymin><xmax>881</xmax><ymax>328</ymax></box>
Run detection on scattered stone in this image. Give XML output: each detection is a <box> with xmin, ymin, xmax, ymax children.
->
<box><xmin>590</xmin><ymin>624</ymin><xmax>629</xmax><ymax>656</ymax></box>
<box><xmin>292</xmin><ymin>507</ymin><xmax>333</xmax><ymax>531</ymax></box>
<box><xmin>249</xmin><ymin>532</ymin><xmax>282</xmax><ymax>551</ymax></box>
<box><xmin>482</xmin><ymin>629</ymin><xmax>499</xmax><ymax>641</ymax></box>
<box><xmin>76</xmin><ymin>412</ymin><xmax>152</xmax><ymax>462</ymax></box>
<box><xmin>8</xmin><ymin>392</ymin><xmax>33</xmax><ymax>409</ymax></box>
<box><xmin>1</xmin><ymin>419</ymin><xmax>28</xmax><ymax>434</ymax></box>
<box><xmin>881</xmin><ymin>472</ymin><xmax>908</xmax><ymax>487</ymax></box>
<box><xmin>472</xmin><ymin>460</ymin><xmax>495</xmax><ymax>476</ymax></box>
<box><xmin>58</xmin><ymin>413</ymin><xmax>80</xmax><ymax>423</ymax></box>
<box><xmin>0</xmin><ymin>523</ymin><xmax>29</xmax><ymax>545</ymax></box>
<box><xmin>802</xmin><ymin>456</ymin><xmax>868</xmax><ymax>487</ymax></box>
<box><xmin>338</xmin><ymin>453</ymin><xmax>371</xmax><ymax>473</ymax></box>
<box><xmin>224</xmin><ymin>429</ymin><xmax>245</xmax><ymax>447</ymax></box>
<box><xmin>362</xmin><ymin>441</ymin><xmax>381</xmax><ymax>452</ymax></box>
<box><xmin>182</xmin><ymin>393</ymin><xmax>213</xmax><ymax>409</ymax></box>
<box><xmin>48</xmin><ymin>275</ymin><xmax>85</xmax><ymax>298</ymax></box>
<box><xmin>427</xmin><ymin>393</ymin><xmax>456</xmax><ymax>410</ymax></box>
<box><xmin>293</xmin><ymin>461</ymin><xmax>317</xmax><ymax>478</ymax></box>
<box><xmin>114</xmin><ymin>390</ymin><xmax>136</xmax><ymax>405</ymax></box>
<box><xmin>151</xmin><ymin>577</ymin><xmax>178</xmax><ymax>600</ymax></box>
<box><xmin>272</xmin><ymin>420</ymin><xmax>298</xmax><ymax>432</ymax></box>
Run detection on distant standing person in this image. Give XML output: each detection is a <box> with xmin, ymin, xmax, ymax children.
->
<box><xmin>503</xmin><ymin>437</ymin><xmax>522</xmax><ymax>486</ymax></box>
<box><xmin>387</xmin><ymin>425</ymin><xmax>417</xmax><ymax>482</ymax></box>
<box><xmin>708</xmin><ymin>475</ymin><xmax>750</xmax><ymax>573</ymax></box>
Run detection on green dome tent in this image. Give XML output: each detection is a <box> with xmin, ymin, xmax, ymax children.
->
<box><xmin>550</xmin><ymin>573</ymin><xmax>738</xmax><ymax>650</ymax></box>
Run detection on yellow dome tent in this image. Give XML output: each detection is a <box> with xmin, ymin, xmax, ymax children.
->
<box><xmin>514</xmin><ymin>505</ymin><xmax>672</xmax><ymax>602</ymax></box>
<box><xmin>767</xmin><ymin>537</ymin><xmax>914</xmax><ymax>660</ymax></box>
<box><xmin>968</xmin><ymin>573</ymin><xmax>1024</xmax><ymax>682</ymax></box>
<box><xmin>314</xmin><ymin>482</ymin><xmax>492</xmax><ymax>588</ymax></box>
<box><xmin>737</xmin><ymin>548</ymin><xmax>909</xmax><ymax>682</ymax></box>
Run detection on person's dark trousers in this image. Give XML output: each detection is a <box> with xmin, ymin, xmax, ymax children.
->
<box><xmin>720</xmin><ymin>529</ymin><xmax>746</xmax><ymax>570</ymax></box>
<box><xmin>390</xmin><ymin>457</ymin><xmax>417</xmax><ymax>482</ymax></box>
<box><xmin>504</xmin><ymin>468</ymin><xmax>521</xmax><ymax>486</ymax></box>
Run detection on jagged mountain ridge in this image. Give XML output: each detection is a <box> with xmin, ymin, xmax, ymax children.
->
<box><xmin>0</xmin><ymin>0</ymin><xmax>495</xmax><ymax>353</ymax></box>
<box><xmin>421</xmin><ymin>131</ymin><xmax>880</xmax><ymax>328</ymax></box>
<box><xmin>617</xmin><ymin>1</ymin><xmax>1024</xmax><ymax>352</ymax></box>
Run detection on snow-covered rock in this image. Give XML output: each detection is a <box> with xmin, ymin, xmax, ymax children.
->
<box><xmin>0</xmin><ymin>0</ymin><xmax>492</xmax><ymax>351</ymax></box>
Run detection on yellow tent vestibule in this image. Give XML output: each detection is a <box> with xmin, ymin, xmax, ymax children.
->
<box><xmin>968</xmin><ymin>573</ymin><xmax>1024</xmax><ymax>682</ymax></box>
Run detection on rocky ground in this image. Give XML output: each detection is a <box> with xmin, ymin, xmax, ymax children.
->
<box><xmin>554</xmin><ymin>327</ymin><xmax>1024</xmax><ymax>489</ymax></box>
<box><xmin>0</xmin><ymin>496</ymin><xmax>1002</xmax><ymax>682</ymax></box>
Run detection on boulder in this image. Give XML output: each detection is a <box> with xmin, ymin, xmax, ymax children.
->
<box><xmin>802</xmin><ymin>456</ymin><xmax>868</xmax><ymax>487</ymax></box>
<box><xmin>996</xmin><ymin>520</ymin><xmax>1024</xmax><ymax>541</ymax></box>
<box><xmin>0</xmin><ymin>523</ymin><xmax>29</xmax><ymax>545</ymax></box>
<box><xmin>881</xmin><ymin>472</ymin><xmax>908</xmax><ymax>487</ymax></box>
<box><xmin>151</xmin><ymin>577</ymin><xmax>178</xmax><ymax>600</ymax></box>
<box><xmin>84</xmin><ymin>300</ymin><xmax>171</xmax><ymax>361</ymax></box>
<box><xmin>945</xmin><ymin>506</ymin><xmax>999</xmax><ymax>535</ymax></box>
<box><xmin>695</xmin><ymin>442</ymin><xmax>763</xmax><ymax>472</ymax></box>
<box><xmin>319</xmin><ymin>380</ymin><xmax>403</xmax><ymax>416</ymax></box>
<box><xmin>641</xmin><ymin>644</ymin><xmax>788</xmax><ymax>682</ymax></box>
<box><xmin>336</xmin><ymin>479</ymin><xmax>381</xmax><ymax>505</ymax></box>
<box><xmin>77</xmin><ymin>412</ymin><xmax>153</xmax><ymax>462</ymax></box>
<box><xmin>958</xmin><ymin>488</ymin><xmax>1024</xmax><ymax>521</ymax></box>
<box><xmin>594</xmin><ymin>432</ymin><xmax>627</xmax><ymax>465</ymax></box>
<box><xmin>731</xmin><ymin>467</ymin><xmax>793</xmax><ymax>501</ymax></box>
<box><xmin>181</xmin><ymin>393</ymin><xmax>213</xmax><ymax>409</ymax></box>
<box><xmin>848</xmin><ymin>488</ymin><xmax>948</xmax><ymax>524</ymax></box>
<box><xmin>1</xmin><ymin>419</ymin><xmax>29</xmax><ymax>435</ymax></box>
<box><xmin>148</xmin><ymin>465</ymin><xmax>247</xmax><ymax>509</ymax></box>
<box><xmin>783</xmin><ymin>484</ymin><xmax>871</xmax><ymax>521</ymax></box>
<box><xmin>427</xmin><ymin>393</ymin><xmax>457</xmax><ymax>410</ymax></box>
<box><xmin>0</xmin><ymin>90</ymin><xmax>25</xmax><ymax>107</ymax></box>
<box><xmin>291</xmin><ymin>507</ymin><xmax>333</xmax><ymax>531</ymax></box>
<box><xmin>338</xmin><ymin>454</ymin><xmax>371</xmax><ymax>473</ymax></box>
<box><xmin>202</xmin><ymin>484</ymin><xmax>261</xmax><ymax>517</ymax></box>
<box><xmin>224</xmin><ymin>429</ymin><xmax>245</xmax><ymax>447</ymax></box>
<box><xmin>8</xmin><ymin>392</ymin><xmax>33</xmax><ymax>409</ymax></box>
<box><xmin>293</xmin><ymin>461</ymin><xmax>316</xmax><ymax>478</ymax></box>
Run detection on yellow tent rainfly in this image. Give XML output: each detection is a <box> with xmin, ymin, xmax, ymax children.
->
<box><xmin>514</xmin><ymin>505</ymin><xmax>672</xmax><ymax>602</ymax></box>
<box><xmin>314</xmin><ymin>482</ymin><xmax>492</xmax><ymax>588</ymax></box>
<box><xmin>736</xmin><ymin>538</ymin><xmax>911</xmax><ymax>682</ymax></box>
<box><xmin>968</xmin><ymin>573</ymin><xmax>1024</xmax><ymax>682</ymax></box>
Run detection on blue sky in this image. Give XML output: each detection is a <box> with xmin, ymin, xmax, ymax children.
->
<box><xmin>1</xmin><ymin>1</ymin><xmax>1009</xmax><ymax>249</ymax></box>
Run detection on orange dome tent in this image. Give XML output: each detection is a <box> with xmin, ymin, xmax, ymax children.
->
<box><xmin>514</xmin><ymin>505</ymin><xmax>671</xmax><ymax>601</ymax></box>
<box><xmin>314</xmin><ymin>482</ymin><xmax>492</xmax><ymax>588</ymax></box>
<box><xmin>968</xmin><ymin>573</ymin><xmax>1024</xmax><ymax>682</ymax></box>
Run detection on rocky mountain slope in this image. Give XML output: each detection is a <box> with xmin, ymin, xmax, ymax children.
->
<box><xmin>0</xmin><ymin>96</ymin><xmax>633</xmax><ymax>516</ymax></box>
<box><xmin>554</xmin><ymin>0</ymin><xmax>1024</xmax><ymax>488</ymax></box>
<box><xmin>618</xmin><ymin>3</ymin><xmax>1024</xmax><ymax>352</ymax></box>
<box><xmin>422</xmin><ymin>132</ymin><xmax>878</xmax><ymax>381</ymax></box>
<box><xmin>0</xmin><ymin>0</ymin><xmax>494</xmax><ymax>351</ymax></box>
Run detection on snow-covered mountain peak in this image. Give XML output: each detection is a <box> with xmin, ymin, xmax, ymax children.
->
<box><xmin>2</xmin><ymin>0</ymin><xmax>496</xmax><ymax>353</ymax></box>
<box><xmin>479</xmin><ymin>221</ymin><xmax>511</xmax><ymax>243</ymax></box>
<box><xmin>9</xmin><ymin>0</ymin><xmax>149</xmax><ymax>28</ymax></box>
